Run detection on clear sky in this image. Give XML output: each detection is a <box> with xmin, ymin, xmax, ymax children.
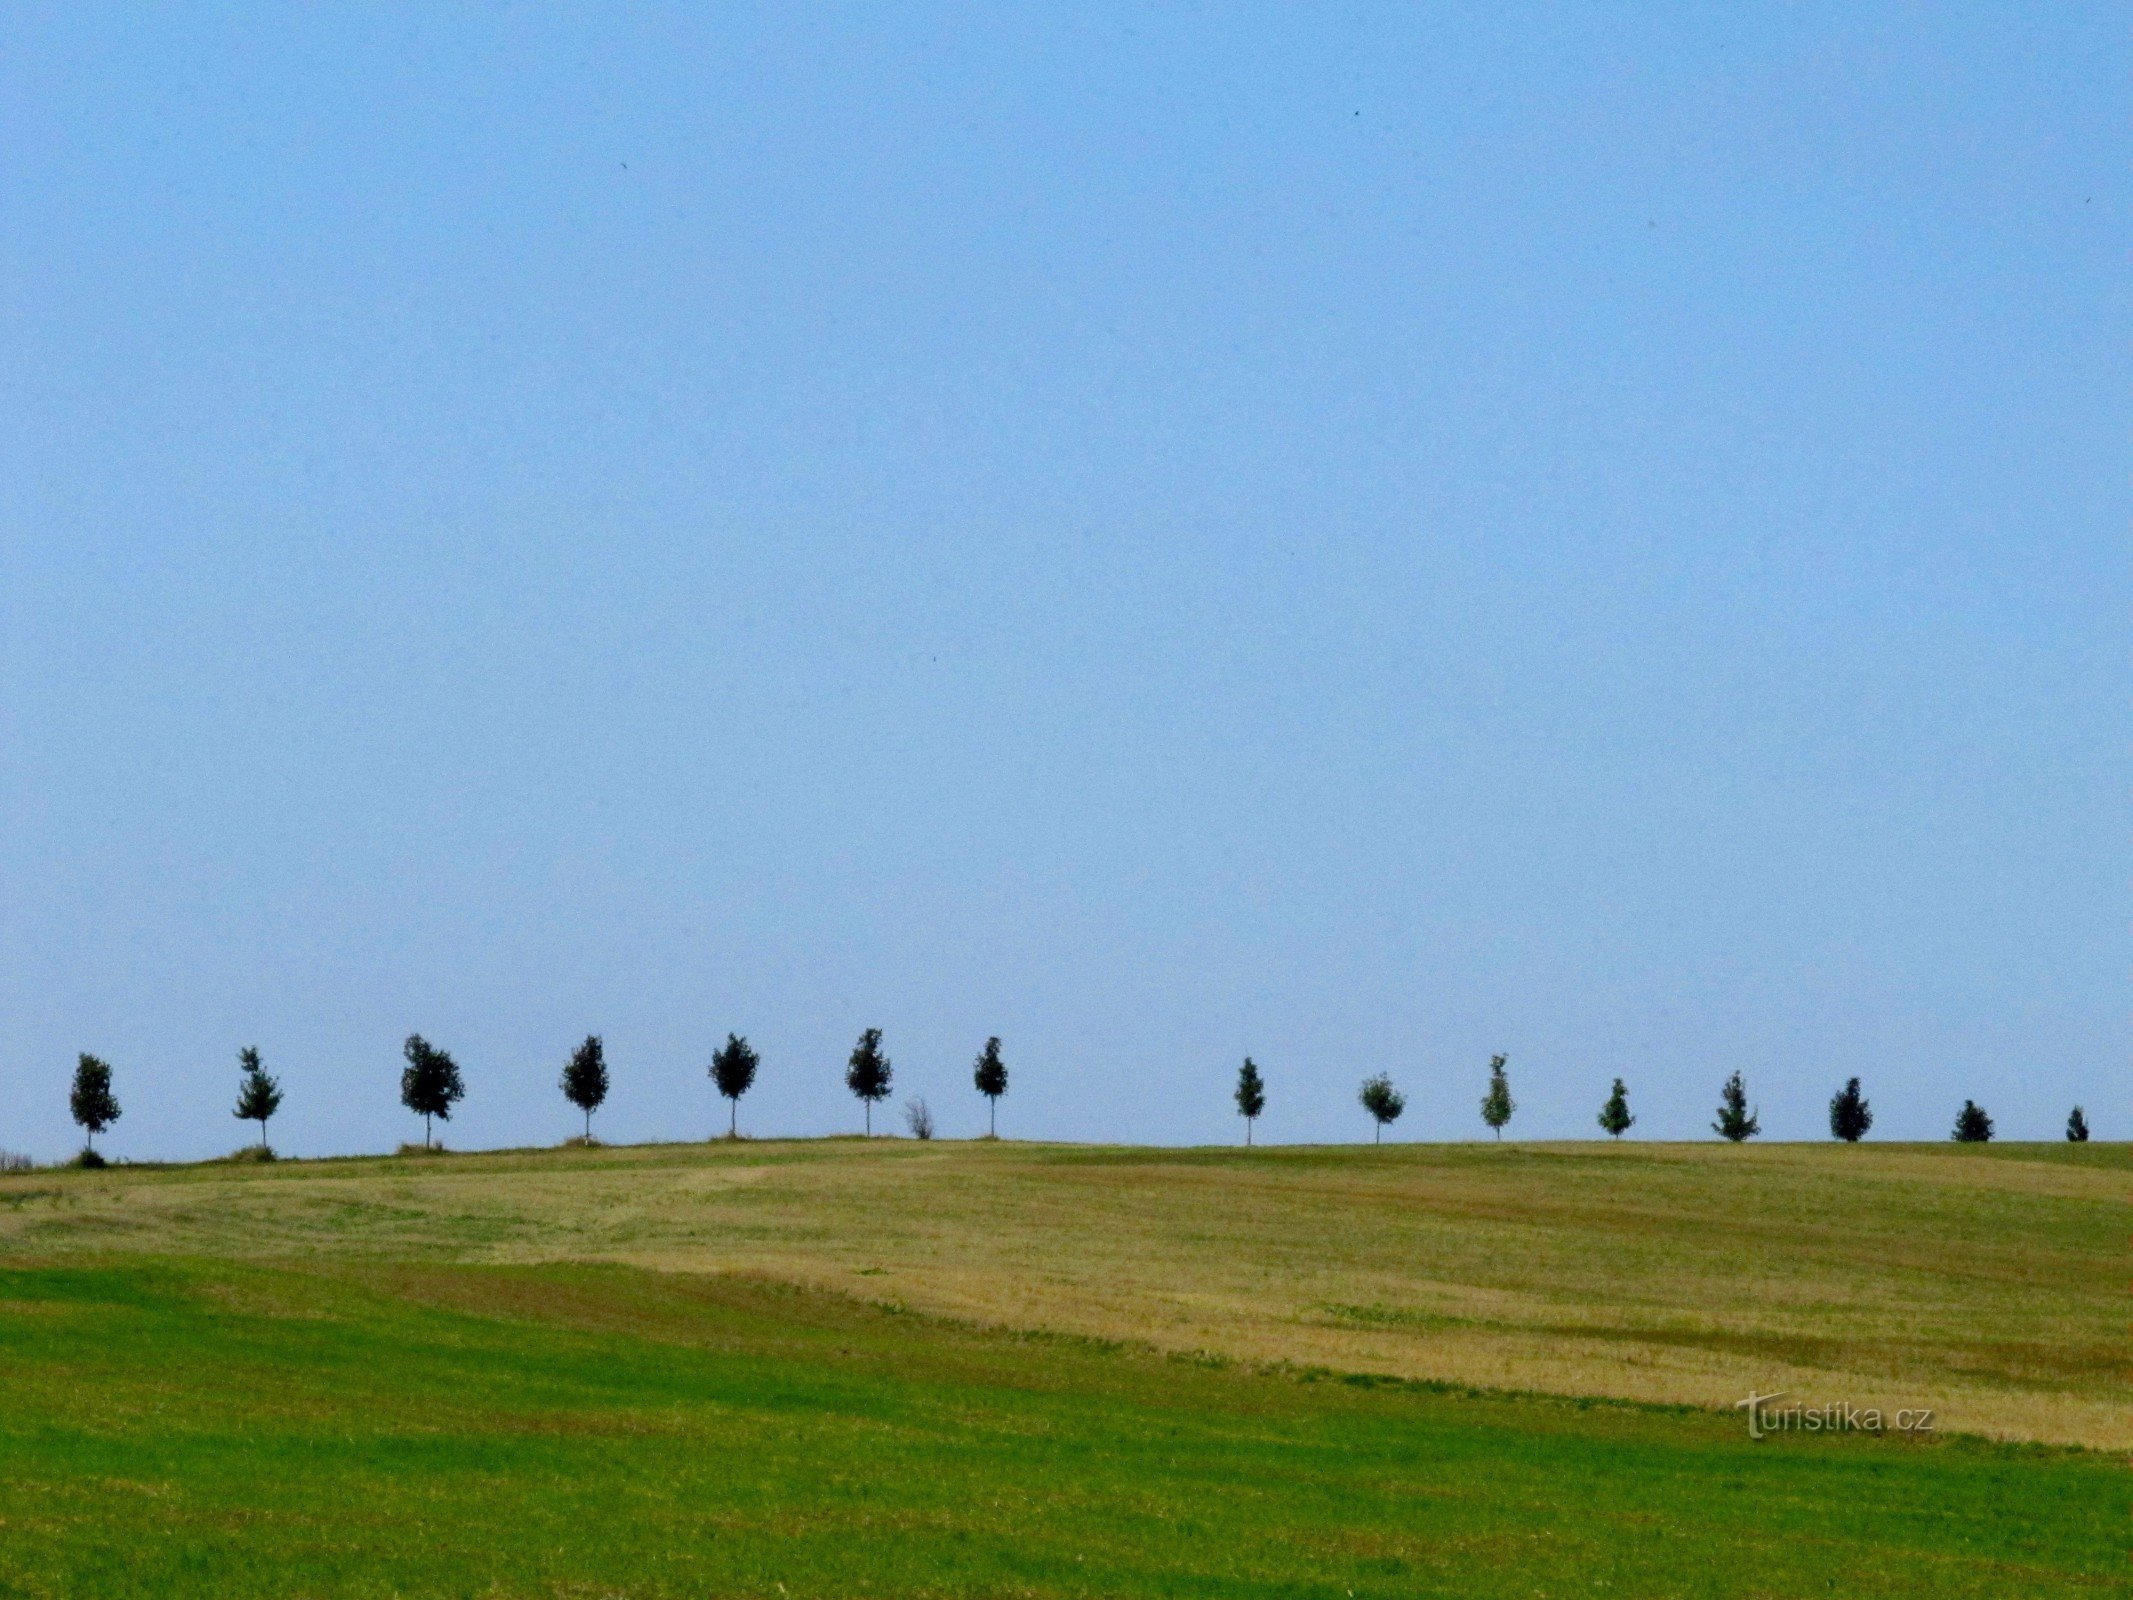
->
<box><xmin>2</xmin><ymin>5</ymin><xmax>2123</xmax><ymax>1159</ymax></box>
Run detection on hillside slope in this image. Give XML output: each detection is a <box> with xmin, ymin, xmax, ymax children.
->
<box><xmin>3</xmin><ymin>1137</ymin><xmax>2120</xmax><ymax>1446</ymax></box>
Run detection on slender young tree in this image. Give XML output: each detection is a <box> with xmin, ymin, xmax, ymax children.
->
<box><xmin>233</xmin><ymin>1046</ymin><xmax>283</xmax><ymax>1150</ymax></box>
<box><xmin>1597</xmin><ymin>1078</ymin><xmax>1634</xmax><ymax>1138</ymax></box>
<box><xmin>399</xmin><ymin>1034</ymin><xmax>465</xmax><ymax>1149</ymax></box>
<box><xmin>972</xmin><ymin>1037</ymin><xmax>1008</xmax><ymax>1137</ymax></box>
<box><xmin>846</xmin><ymin>1028</ymin><xmax>892</xmax><ymax>1135</ymax></box>
<box><xmin>1480</xmin><ymin>1054</ymin><xmax>1514</xmax><ymax>1140</ymax></box>
<box><xmin>711</xmin><ymin>1033</ymin><xmax>760</xmax><ymax>1138</ymax></box>
<box><xmin>1828</xmin><ymin>1077</ymin><xmax>1872</xmax><ymax>1142</ymax></box>
<box><xmin>1712</xmin><ymin>1071</ymin><xmax>1760</xmax><ymax>1142</ymax></box>
<box><xmin>560</xmin><ymin>1035</ymin><xmax>608</xmax><ymax>1140</ymax></box>
<box><xmin>1359</xmin><ymin>1074</ymin><xmax>1405</xmax><ymax>1144</ymax></box>
<box><xmin>2066</xmin><ymin>1106</ymin><xmax>2090</xmax><ymax>1143</ymax></box>
<box><xmin>1234</xmin><ymin>1057</ymin><xmax>1266</xmax><ymax>1146</ymax></box>
<box><xmin>1951</xmin><ymin>1100</ymin><xmax>1994</xmax><ymax>1143</ymax></box>
<box><xmin>70</xmin><ymin>1054</ymin><xmax>120</xmax><ymax>1159</ymax></box>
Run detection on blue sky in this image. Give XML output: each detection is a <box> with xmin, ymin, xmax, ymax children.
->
<box><xmin>2</xmin><ymin>5</ymin><xmax>2123</xmax><ymax>1157</ymax></box>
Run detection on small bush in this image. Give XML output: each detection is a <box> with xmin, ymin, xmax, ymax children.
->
<box><xmin>904</xmin><ymin>1098</ymin><xmax>935</xmax><ymax>1140</ymax></box>
<box><xmin>395</xmin><ymin>1142</ymin><xmax>450</xmax><ymax>1157</ymax></box>
<box><xmin>561</xmin><ymin>1134</ymin><xmax>603</xmax><ymax>1149</ymax></box>
<box><xmin>219</xmin><ymin>1145</ymin><xmax>278</xmax><ymax>1164</ymax></box>
<box><xmin>74</xmin><ymin>1148</ymin><xmax>107</xmax><ymax>1170</ymax></box>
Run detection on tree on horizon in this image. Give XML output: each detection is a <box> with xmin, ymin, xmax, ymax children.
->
<box><xmin>2066</xmin><ymin>1106</ymin><xmax>2089</xmax><ymax>1143</ymax></box>
<box><xmin>1952</xmin><ymin>1100</ymin><xmax>1994</xmax><ymax>1143</ymax></box>
<box><xmin>1234</xmin><ymin>1057</ymin><xmax>1266</xmax><ymax>1146</ymax></box>
<box><xmin>846</xmin><ymin>1028</ymin><xmax>892</xmax><ymax>1135</ymax></box>
<box><xmin>1359</xmin><ymin>1074</ymin><xmax>1404</xmax><ymax>1144</ymax></box>
<box><xmin>711</xmin><ymin>1034</ymin><xmax>760</xmax><ymax>1137</ymax></box>
<box><xmin>560</xmin><ymin>1035</ymin><xmax>608</xmax><ymax>1140</ymax></box>
<box><xmin>70</xmin><ymin>1054</ymin><xmax>121</xmax><ymax>1158</ymax></box>
<box><xmin>233</xmin><ymin>1046</ymin><xmax>283</xmax><ymax>1150</ymax></box>
<box><xmin>1597</xmin><ymin>1078</ymin><xmax>1633</xmax><ymax>1138</ymax></box>
<box><xmin>400</xmin><ymin>1035</ymin><xmax>465</xmax><ymax>1149</ymax></box>
<box><xmin>1480</xmin><ymin>1054</ymin><xmax>1514</xmax><ymax>1140</ymax></box>
<box><xmin>972</xmin><ymin>1037</ymin><xmax>1008</xmax><ymax>1138</ymax></box>
<box><xmin>1828</xmin><ymin>1077</ymin><xmax>1871</xmax><ymax>1142</ymax></box>
<box><xmin>1713</xmin><ymin>1071</ymin><xmax>1760</xmax><ymax>1142</ymax></box>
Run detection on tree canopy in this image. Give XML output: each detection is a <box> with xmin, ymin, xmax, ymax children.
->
<box><xmin>561</xmin><ymin>1035</ymin><xmax>608</xmax><ymax>1138</ymax></box>
<box><xmin>1712</xmin><ymin>1072</ymin><xmax>1759</xmax><ymax>1142</ymax></box>
<box><xmin>70</xmin><ymin>1054</ymin><xmax>121</xmax><ymax>1150</ymax></box>
<box><xmin>401</xmin><ymin>1035</ymin><xmax>465</xmax><ymax>1147</ymax></box>
<box><xmin>1358</xmin><ymin>1074</ymin><xmax>1404</xmax><ymax>1143</ymax></box>
<box><xmin>1234</xmin><ymin>1058</ymin><xmax>1266</xmax><ymax>1144</ymax></box>
<box><xmin>846</xmin><ymin>1029</ymin><xmax>893</xmax><ymax>1134</ymax></box>
<box><xmin>972</xmin><ymin>1037</ymin><xmax>1007</xmax><ymax>1137</ymax></box>
<box><xmin>711</xmin><ymin>1034</ymin><xmax>760</xmax><ymax>1137</ymax></box>
<box><xmin>234</xmin><ymin>1046</ymin><xmax>283</xmax><ymax>1147</ymax></box>
<box><xmin>1828</xmin><ymin>1077</ymin><xmax>1871</xmax><ymax>1142</ymax></box>
<box><xmin>1480</xmin><ymin>1054</ymin><xmax>1514</xmax><ymax>1139</ymax></box>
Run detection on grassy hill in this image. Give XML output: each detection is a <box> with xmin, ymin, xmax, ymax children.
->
<box><xmin>5</xmin><ymin>1136</ymin><xmax>2121</xmax><ymax>1445</ymax></box>
<box><xmin>0</xmin><ymin>1138</ymin><xmax>2122</xmax><ymax>1597</ymax></box>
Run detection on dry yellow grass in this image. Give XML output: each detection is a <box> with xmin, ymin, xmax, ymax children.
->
<box><xmin>2</xmin><ymin>1137</ymin><xmax>2123</xmax><ymax>1447</ymax></box>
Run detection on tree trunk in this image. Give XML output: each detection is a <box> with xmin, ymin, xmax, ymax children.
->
<box><xmin>729</xmin><ymin>1098</ymin><xmax>737</xmax><ymax>1138</ymax></box>
<box><xmin>1245</xmin><ymin>1119</ymin><xmax>1252</xmax><ymax>1147</ymax></box>
<box><xmin>989</xmin><ymin>1099</ymin><xmax>996</xmax><ymax>1137</ymax></box>
<box><xmin>585</xmin><ymin>1107</ymin><xmax>592</xmax><ymax>1139</ymax></box>
<box><xmin>425</xmin><ymin>1112</ymin><xmax>432</xmax><ymax>1149</ymax></box>
<box><xmin>260</xmin><ymin>1118</ymin><xmax>269</xmax><ymax>1150</ymax></box>
<box><xmin>864</xmin><ymin>1102</ymin><xmax>872</xmax><ymax>1136</ymax></box>
<box><xmin>1373</xmin><ymin>1122</ymin><xmax>1380</xmax><ymax>1145</ymax></box>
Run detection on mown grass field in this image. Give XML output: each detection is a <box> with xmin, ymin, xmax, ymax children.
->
<box><xmin>0</xmin><ymin>1139</ymin><xmax>2124</xmax><ymax>1597</ymax></box>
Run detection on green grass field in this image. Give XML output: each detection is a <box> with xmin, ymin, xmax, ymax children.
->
<box><xmin>0</xmin><ymin>1139</ymin><xmax>2124</xmax><ymax>1597</ymax></box>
